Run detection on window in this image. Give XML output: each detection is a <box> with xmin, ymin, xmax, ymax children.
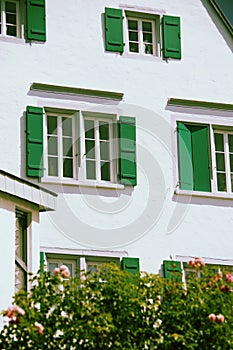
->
<box><xmin>15</xmin><ymin>210</ymin><xmax>28</xmax><ymax>292</ymax></box>
<box><xmin>47</xmin><ymin>256</ymin><xmax>78</xmax><ymax>278</ymax></box>
<box><xmin>177</xmin><ymin>122</ymin><xmax>233</xmax><ymax>195</ymax></box>
<box><xmin>26</xmin><ymin>106</ymin><xmax>137</xmax><ymax>187</ymax></box>
<box><xmin>104</xmin><ymin>7</ymin><xmax>181</xmax><ymax>59</ymax></box>
<box><xmin>0</xmin><ymin>0</ymin><xmax>20</xmax><ymax>37</ymax></box>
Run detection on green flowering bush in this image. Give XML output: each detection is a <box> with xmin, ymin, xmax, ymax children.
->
<box><xmin>1</xmin><ymin>259</ymin><xmax>233</xmax><ymax>349</ymax></box>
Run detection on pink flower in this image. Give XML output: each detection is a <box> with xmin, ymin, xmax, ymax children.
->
<box><xmin>6</xmin><ymin>305</ymin><xmax>25</xmax><ymax>319</ymax></box>
<box><xmin>53</xmin><ymin>267</ymin><xmax>60</xmax><ymax>275</ymax></box>
<box><xmin>226</xmin><ymin>274</ymin><xmax>233</xmax><ymax>283</ymax></box>
<box><xmin>35</xmin><ymin>322</ymin><xmax>44</xmax><ymax>334</ymax></box>
<box><xmin>60</xmin><ymin>266</ymin><xmax>70</xmax><ymax>278</ymax></box>
<box><xmin>215</xmin><ymin>314</ymin><xmax>225</xmax><ymax>324</ymax></box>
<box><xmin>208</xmin><ymin>313</ymin><xmax>216</xmax><ymax>322</ymax></box>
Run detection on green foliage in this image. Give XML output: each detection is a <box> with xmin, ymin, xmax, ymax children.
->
<box><xmin>1</xmin><ymin>261</ymin><xmax>233</xmax><ymax>349</ymax></box>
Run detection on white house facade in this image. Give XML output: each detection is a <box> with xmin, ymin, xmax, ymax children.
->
<box><xmin>0</xmin><ymin>0</ymin><xmax>233</xmax><ymax>322</ymax></box>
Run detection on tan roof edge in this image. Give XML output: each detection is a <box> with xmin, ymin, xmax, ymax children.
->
<box><xmin>167</xmin><ymin>98</ymin><xmax>233</xmax><ymax>111</ymax></box>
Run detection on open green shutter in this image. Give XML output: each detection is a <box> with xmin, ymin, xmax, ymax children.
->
<box><xmin>177</xmin><ymin>122</ymin><xmax>193</xmax><ymax>190</ymax></box>
<box><xmin>121</xmin><ymin>257</ymin><xmax>140</xmax><ymax>275</ymax></box>
<box><xmin>26</xmin><ymin>106</ymin><xmax>44</xmax><ymax>177</ymax></box>
<box><xmin>40</xmin><ymin>251</ymin><xmax>45</xmax><ymax>272</ymax></box>
<box><xmin>119</xmin><ymin>116</ymin><xmax>137</xmax><ymax>185</ymax></box>
<box><xmin>163</xmin><ymin>260</ymin><xmax>182</xmax><ymax>282</ymax></box>
<box><xmin>26</xmin><ymin>0</ymin><xmax>46</xmax><ymax>41</ymax></box>
<box><xmin>105</xmin><ymin>8</ymin><xmax>124</xmax><ymax>53</ymax></box>
<box><xmin>191</xmin><ymin>125</ymin><xmax>211</xmax><ymax>192</ymax></box>
<box><xmin>162</xmin><ymin>15</ymin><xmax>181</xmax><ymax>59</ymax></box>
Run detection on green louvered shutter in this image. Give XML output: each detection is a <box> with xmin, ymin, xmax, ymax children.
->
<box><xmin>26</xmin><ymin>106</ymin><xmax>44</xmax><ymax>177</ymax></box>
<box><xmin>177</xmin><ymin>122</ymin><xmax>193</xmax><ymax>190</ymax></box>
<box><xmin>105</xmin><ymin>8</ymin><xmax>124</xmax><ymax>53</ymax></box>
<box><xmin>162</xmin><ymin>15</ymin><xmax>181</xmax><ymax>59</ymax></box>
<box><xmin>191</xmin><ymin>125</ymin><xmax>211</xmax><ymax>192</ymax></box>
<box><xmin>119</xmin><ymin>116</ymin><xmax>137</xmax><ymax>185</ymax></box>
<box><xmin>121</xmin><ymin>257</ymin><xmax>140</xmax><ymax>275</ymax></box>
<box><xmin>40</xmin><ymin>251</ymin><xmax>45</xmax><ymax>272</ymax></box>
<box><xmin>163</xmin><ymin>260</ymin><xmax>182</xmax><ymax>282</ymax></box>
<box><xmin>26</xmin><ymin>0</ymin><xmax>46</xmax><ymax>41</ymax></box>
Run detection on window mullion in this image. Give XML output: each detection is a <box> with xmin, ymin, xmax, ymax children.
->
<box><xmin>211</xmin><ymin>127</ymin><xmax>217</xmax><ymax>192</ymax></box>
<box><xmin>95</xmin><ymin>120</ymin><xmax>101</xmax><ymax>181</ymax></box>
<box><xmin>58</xmin><ymin>117</ymin><xmax>63</xmax><ymax>178</ymax></box>
<box><xmin>224</xmin><ymin>133</ymin><xmax>231</xmax><ymax>193</ymax></box>
<box><xmin>139</xmin><ymin>19</ymin><xmax>143</xmax><ymax>54</ymax></box>
<box><xmin>2</xmin><ymin>1</ymin><xmax>6</xmax><ymax>36</ymax></box>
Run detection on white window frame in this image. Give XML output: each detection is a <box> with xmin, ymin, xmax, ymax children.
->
<box><xmin>81</xmin><ymin>114</ymin><xmax>116</xmax><ymax>184</ymax></box>
<box><xmin>44</xmin><ymin>113</ymin><xmax>77</xmax><ymax>180</ymax></box>
<box><xmin>46</xmin><ymin>255</ymin><xmax>79</xmax><ymax>278</ymax></box>
<box><xmin>0</xmin><ymin>0</ymin><xmax>20</xmax><ymax>38</ymax></box>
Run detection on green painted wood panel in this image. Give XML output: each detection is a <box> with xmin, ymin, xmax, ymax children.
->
<box><xmin>105</xmin><ymin>8</ymin><xmax>124</xmax><ymax>53</ymax></box>
<box><xmin>26</xmin><ymin>0</ymin><xmax>46</xmax><ymax>41</ymax></box>
<box><xmin>162</xmin><ymin>15</ymin><xmax>181</xmax><ymax>59</ymax></box>
<box><xmin>163</xmin><ymin>260</ymin><xmax>182</xmax><ymax>282</ymax></box>
<box><xmin>26</xmin><ymin>106</ymin><xmax>44</xmax><ymax>177</ymax></box>
<box><xmin>121</xmin><ymin>257</ymin><xmax>140</xmax><ymax>275</ymax></box>
<box><xmin>119</xmin><ymin>116</ymin><xmax>137</xmax><ymax>186</ymax></box>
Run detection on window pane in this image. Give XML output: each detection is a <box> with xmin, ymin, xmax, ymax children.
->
<box><xmin>48</xmin><ymin>136</ymin><xmax>58</xmax><ymax>156</ymax></box>
<box><xmin>128</xmin><ymin>20</ymin><xmax>138</xmax><ymax>30</ymax></box>
<box><xmin>47</xmin><ymin>116</ymin><xmax>57</xmax><ymax>135</ymax></box>
<box><xmin>100</xmin><ymin>141</ymin><xmax>110</xmax><ymax>160</ymax></box>
<box><xmin>214</xmin><ymin>133</ymin><xmax>224</xmax><ymax>151</ymax></box>
<box><xmin>48</xmin><ymin>263</ymin><xmax>58</xmax><ymax>273</ymax></box>
<box><xmin>142</xmin><ymin>21</ymin><xmax>152</xmax><ymax>32</ymax></box>
<box><xmin>228</xmin><ymin>135</ymin><xmax>233</xmax><ymax>152</ymax></box>
<box><xmin>217</xmin><ymin>172</ymin><xmax>227</xmax><ymax>191</ymax></box>
<box><xmin>6</xmin><ymin>2</ymin><xmax>16</xmax><ymax>12</ymax></box>
<box><xmin>99</xmin><ymin>122</ymin><xmax>109</xmax><ymax>140</ymax></box>
<box><xmin>86</xmin><ymin>160</ymin><xmax>96</xmax><ymax>180</ymax></box>
<box><xmin>129</xmin><ymin>42</ymin><xmax>139</xmax><ymax>52</ymax></box>
<box><xmin>85</xmin><ymin>120</ymin><xmax>95</xmax><ymax>139</ymax></box>
<box><xmin>101</xmin><ymin>162</ymin><xmax>110</xmax><ymax>181</ymax></box>
<box><xmin>85</xmin><ymin>140</ymin><xmax>95</xmax><ymax>159</ymax></box>
<box><xmin>231</xmin><ymin>174</ymin><xmax>233</xmax><ymax>193</ymax></box>
<box><xmin>216</xmin><ymin>153</ymin><xmax>225</xmax><ymax>171</ymax></box>
<box><xmin>144</xmin><ymin>43</ymin><xmax>153</xmax><ymax>54</ymax></box>
<box><xmin>6</xmin><ymin>25</ymin><xmax>16</xmax><ymax>36</ymax></box>
<box><xmin>63</xmin><ymin>138</ymin><xmax>73</xmax><ymax>157</ymax></box>
<box><xmin>63</xmin><ymin>158</ymin><xmax>73</xmax><ymax>178</ymax></box>
<box><xmin>62</xmin><ymin>117</ymin><xmax>72</xmax><ymax>137</ymax></box>
<box><xmin>143</xmin><ymin>33</ymin><xmax>153</xmax><ymax>43</ymax></box>
<box><xmin>129</xmin><ymin>31</ymin><xmax>138</xmax><ymax>41</ymax></box>
<box><xmin>15</xmin><ymin>265</ymin><xmax>27</xmax><ymax>293</ymax></box>
<box><xmin>230</xmin><ymin>154</ymin><xmax>233</xmax><ymax>172</ymax></box>
<box><xmin>6</xmin><ymin>13</ymin><xmax>16</xmax><ymax>25</ymax></box>
<box><xmin>48</xmin><ymin>157</ymin><xmax>58</xmax><ymax>176</ymax></box>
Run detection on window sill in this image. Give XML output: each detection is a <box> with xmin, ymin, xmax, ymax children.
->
<box><xmin>41</xmin><ymin>178</ymin><xmax>125</xmax><ymax>190</ymax></box>
<box><xmin>175</xmin><ymin>188</ymin><xmax>233</xmax><ymax>200</ymax></box>
<box><xmin>122</xmin><ymin>52</ymin><xmax>162</xmax><ymax>62</ymax></box>
<box><xmin>0</xmin><ymin>36</ymin><xmax>25</xmax><ymax>44</ymax></box>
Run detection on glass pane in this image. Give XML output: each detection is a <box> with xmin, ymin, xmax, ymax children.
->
<box><xmin>85</xmin><ymin>140</ymin><xmax>95</xmax><ymax>159</ymax></box>
<box><xmin>142</xmin><ymin>21</ymin><xmax>152</xmax><ymax>32</ymax></box>
<box><xmin>230</xmin><ymin>154</ymin><xmax>233</xmax><ymax>172</ymax></box>
<box><xmin>99</xmin><ymin>122</ymin><xmax>109</xmax><ymax>140</ymax></box>
<box><xmin>144</xmin><ymin>43</ymin><xmax>153</xmax><ymax>54</ymax></box>
<box><xmin>101</xmin><ymin>162</ymin><xmax>110</xmax><ymax>181</ymax></box>
<box><xmin>214</xmin><ymin>133</ymin><xmax>224</xmax><ymax>151</ymax></box>
<box><xmin>15</xmin><ymin>215</ymin><xmax>27</xmax><ymax>262</ymax></box>
<box><xmin>6</xmin><ymin>2</ymin><xmax>16</xmax><ymax>12</ymax></box>
<box><xmin>228</xmin><ymin>135</ymin><xmax>233</xmax><ymax>152</ymax></box>
<box><xmin>65</xmin><ymin>263</ymin><xmax>73</xmax><ymax>276</ymax></box>
<box><xmin>100</xmin><ymin>141</ymin><xmax>110</xmax><ymax>160</ymax></box>
<box><xmin>129</xmin><ymin>31</ymin><xmax>138</xmax><ymax>41</ymax></box>
<box><xmin>15</xmin><ymin>264</ymin><xmax>27</xmax><ymax>293</ymax></box>
<box><xmin>216</xmin><ymin>153</ymin><xmax>225</xmax><ymax>171</ymax></box>
<box><xmin>63</xmin><ymin>158</ymin><xmax>73</xmax><ymax>178</ymax></box>
<box><xmin>217</xmin><ymin>172</ymin><xmax>226</xmax><ymax>191</ymax></box>
<box><xmin>143</xmin><ymin>33</ymin><xmax>153</xmax><ymax>43</ymax></box>
<box><xmin>62</xmin><ymin>117</ymin><xmax>72</xmax><ymax>137</ymax></box>
<box><xmin>231</xmin><ymin>174</ymin><xmax>233</xmax><ymax>193</ymax></box>
<box><xmin>128</xmin><ymin>20</ymin><xmax>138</xmax><ymax>30</ymax></box>
<box><xmin>6</xmin><ymin>13</ymin><xmax>16</xmax><ymax>25</ymax></box>
<box><xmin>47</xmin><ymin>116</ymin><xmax>57</xmax><ymax>135</ymax></box>
<box><xmin>48</xmin><ymin>157</ymin><xmax>58</xmax><ymax>176</ymax></box>
<box><xmin>48</xmin><ymin>263</ymin><xmax>58</xmax><ymax>273</ymax></box>
<box><xmin>48</xmin><ymin>136</ymin><xmax>58</xmax><ymax>156</ymax></box>
<box><xmin>129</xmin><ymin>42</ymin><xmax>139</xmax><ymax>53</ymax></box>
<box><xmin>63</xmin><ymin>138</ymin><xmax>73</xmax><ymax>157</ymax></box>
<box><xmin>86</xmin><ymin>160</ymin><xmax>96</xmax><ymax>180</ymax></box>
<box><xmin>85</xmin><ymin>120</ymin><xmax>94</xmax><ymax>139</ymax></box>
<box><xmin>6</xmin><ymin>25</ymin><xmax>16</xmax><ymax>36</ymax></box>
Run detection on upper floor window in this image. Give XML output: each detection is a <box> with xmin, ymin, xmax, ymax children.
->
<box><xmin>0</xmin><ymin>0</ymin><xmax>20</xmax><ymax>37</ymax></box>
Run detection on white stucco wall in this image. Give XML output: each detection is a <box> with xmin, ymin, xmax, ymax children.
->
<box><xmin>0</xmin><ymin>0</ymin><xmax>233</xmax><ymax>277</ymax></box>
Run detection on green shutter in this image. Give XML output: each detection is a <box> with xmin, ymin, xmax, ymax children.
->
<box><xmin>105</xmin><ymin>8</ymin><xmax>124</xmax><ymax>53</ymax></box>
<box><xmin>119</xmin><ymin>116</ymin><xmax>137</xmax><ymax>186</ymax></box>
<box><xmin>177</xmin><ymin>122</ymin><xmax>193</xmax><ymax>190</ymax></box>
<box><xmin>121</xmin><ymin>257</ymin><xmax>140</xmax><ymax>275</ymax></box>
<box><xmin>26</xmin><ymin>106</ymin><xmax>44</xmax><ymax>177</ymax></box>
<box><xmin>163</xmin><ymin>260</ymin><xmax>182</xmax><ymax>282</ymax></box>
<box><xmin>26</xmin><ymin>0</ymin><xmax>46</xmax><ymax>41</ymax></box>
<box><xmin>40</xmin><ymin>251</ymin><xmax>45</xmax><ymax>272</ymax></box>
<box><xmin>162</xmin><ymin>15</ymin><xmax>181</xmax><ymax>59</ymax></box>
<box><xmin>191</xmin><ymin>125</ymin><xmax>211</xmax><ymax>192</ymax></box>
